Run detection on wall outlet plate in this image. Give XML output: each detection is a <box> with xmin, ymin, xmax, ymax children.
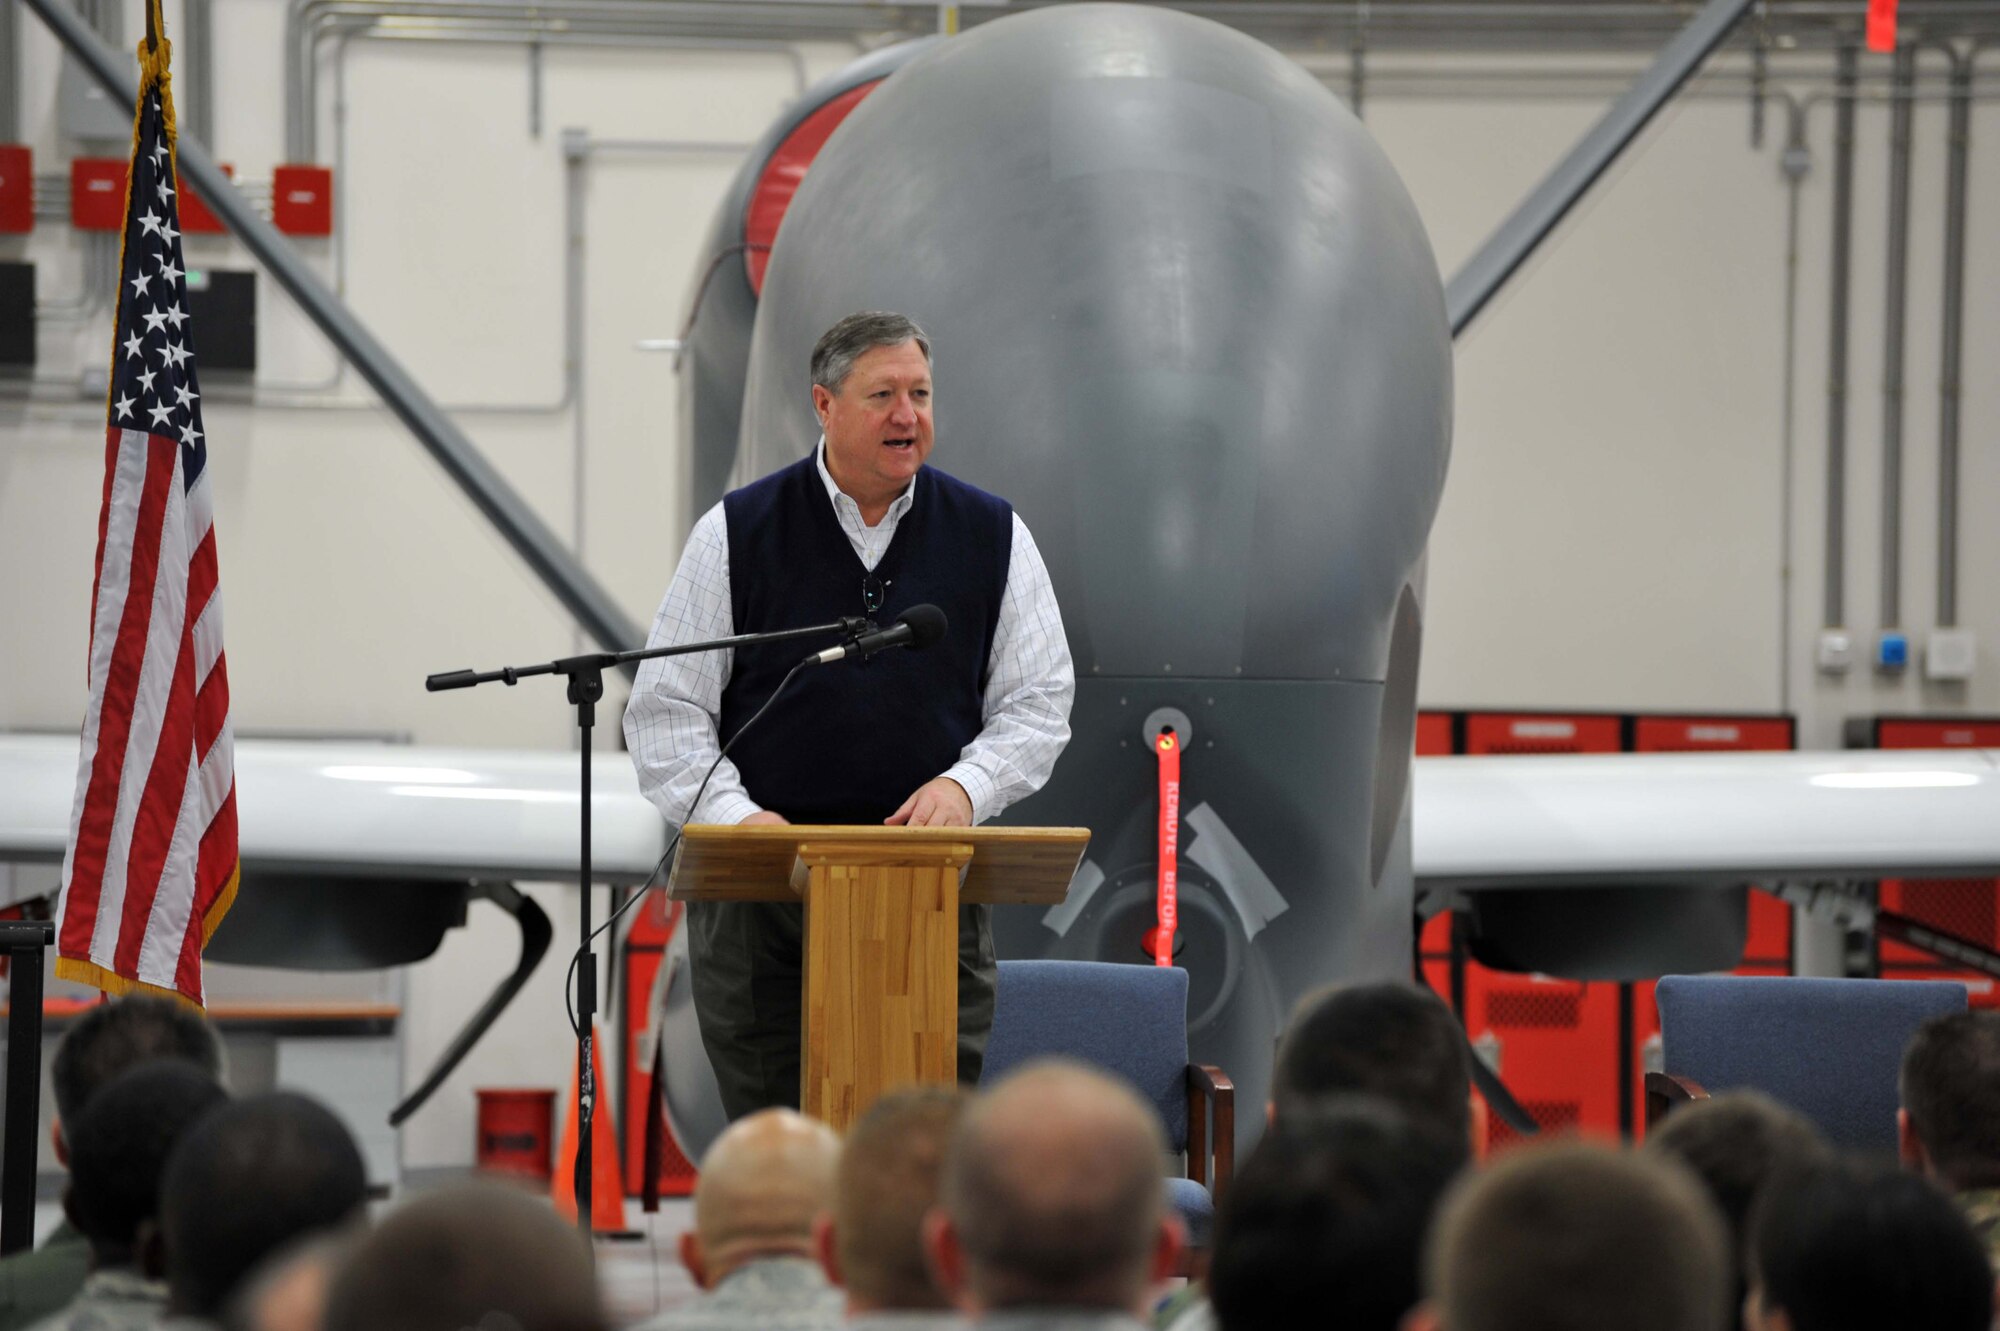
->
<box><xmin>1925</xmin><ymin>628</ymin><xmax>1977</xmax><ymax>680</ymax></box>
<box><xmin>1817</xmin><ymin>630</ymin><xmax>1854</xmax><ymax>674</ymax></box>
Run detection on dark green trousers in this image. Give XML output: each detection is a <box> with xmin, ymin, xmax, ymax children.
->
<box><xmin>687</xmin><ymin>897</ymin><xmax>997</xmax><ymax>1121</ymax></box>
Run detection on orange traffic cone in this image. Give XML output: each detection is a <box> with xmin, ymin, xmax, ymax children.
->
<box><xmin>552</xmin><ymin>1026</ymin><xmax>630</xmax><ymax>1233</ymax></box>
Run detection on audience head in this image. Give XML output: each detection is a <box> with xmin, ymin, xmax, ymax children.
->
<box><xmin>1209</xmin><ymin>1096</ymin><xmax>1464</xmax><ymax>1331</ymax></box>
<box><xmin>1900</xmin><ymin>1009</ymin><xmax>2000</xmax><ymax>1191</ymax></box>
<box><xmin>63</xmin><ymin>1059</ymin><xmax>228</xmax><ymax>1273</ymax></box>
<box><xmin>161</xmin><ymin>1091</ymin><xmax>369</xmax><ymax>1319</ymax></box>
<box><xmin>1411</xmin><ymin>1142</ymin><xmax>1729</xmax><ymax>1331</ymax></box>
<box><xmin>683</xmin><ymin>1107</ymin><xmax>841</xmax><ymax>1289</ymax></box>
<box><xmin>1746</xmin><ymin>1159</ymin><xmax>1992</xmax><ymax>1331</ymax></box>
<box><xmin>820</xmin><ymin>1086</ymin><xmax>966</xmax><ymax>1313</ymax></box>
<box><xmin>322</xmin><ymin>1183</ymin><xmax>605</xmax><ymax>1331</ymax></box>
<box><xmin>1270</xmin><ymin>982</ymin><xmax>1471</xmax><ymax>1159</ymax></box>
<box><xmin>224</xmin><ymin>1234</ymin><xmax>351</xmax><ymax>1331</ymax></box>
<box><xmin>1645</xmin><ymin>1091</ymin><xmax>1831</xmax><ymax>1316</ymax></box>
<box><xmin>51</xmin><ymin>994</ymin><xmax>223</xmax><ymax>1158</ymax></box>
<box><xmin>928</xmin><ymin>1059</ymin><xmax>1182</xmax><ymax>1315</ymax></box>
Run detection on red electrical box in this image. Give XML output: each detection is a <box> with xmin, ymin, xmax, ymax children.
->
<box><xmin>271</xmin><ymin>164</ymin><xmax>334</xmax><ymax>236</ymax></box>
<box><xmin>621</xmin><ymin>892</ymin><xmax>699</xmax><ymax>1198</ymax></box>
<box><xmin>1465</xmin><ymin>973</ymin><xmax>1624</xmax><ymax>1154</ymax></box>
<box><xmin>1867</xmin><ymin>717</ymin><xmax>2000</xmax><ymax>749</ymax></box>
<box><xmin>1463</xmin><ymin>712</ymin><xmax>1623</xmax><ymax>755</ymax></box>
<box><xmin>0</xmin><ymin>145</ymin><xmax>32</xmax><ymax>234</ymax></box>
<box><xmin>70</xmin><ymin>158</ymin><xmax>128</xmax><ymax>231</ymax></box>
<box><xmin>179</xmin><ymin>163</ymin><xmax>231</xmax><ymax>235</ymax></box>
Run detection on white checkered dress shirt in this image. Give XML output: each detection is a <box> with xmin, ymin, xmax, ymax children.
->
<box><xmin>624</xmin><ymin>444</ymin><xmax>1075</xmax><ymax>828</ymax></box>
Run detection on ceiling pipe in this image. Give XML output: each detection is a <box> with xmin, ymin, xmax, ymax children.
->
<box><xmin>1878</xmin><ymin>40</ymin><xmax>1916</xmax><ymax>643</ymax></box>
<box><xmin>1935</xmin><ymin>44</ymin><xmax>1975</xmax><ymax>628</ymax></box>
<box><xmin>1823</xmin><ymin>45</ymin><xmax>1857</xmax><ymax>634</ymax></box>
<box><xmin>287</xmin><ymin>0</ymin><xmax>813</xmax><ymax>161</ymax></box>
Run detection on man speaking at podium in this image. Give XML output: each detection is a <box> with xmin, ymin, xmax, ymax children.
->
<box><xmin>625</xmin><ymin>311</ymin><xmax>1075</xmax><ymax>1121</ymax></box>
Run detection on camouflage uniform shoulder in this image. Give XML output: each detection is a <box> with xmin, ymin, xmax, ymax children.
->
<box><xmin>1956</xmin><ymin>1188</ymin><xmax>2000</xmax><ymax>1270</ymax></box>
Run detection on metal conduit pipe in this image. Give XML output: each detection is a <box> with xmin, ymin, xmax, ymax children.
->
<box><xmin>1936</xmin><ymin>43</ymin><xmax>1975</xmax><ymax>627</ymax></box>
<box><xmin>1879</xmin><ymin>40</ymin><xmax>1916</xmax><ymax>638</ymax></box>
<box><xmin>277</xmin><ymin>0</ymin><xmax>2000</xmax><ymax>160</ymax></box>
<box><xmin>183</xmin><ymin>0</ymin><xmax>214</xmax><ymax>148</ymax></box>
<box><xmin>0</xmin><ymin>0</ymin><xmax>18</xmax><ymax>144</ymax></box>
<box><xmin>1305</xmin><ymin>63</ymin><xmax>2000</xmax><ymax>102</ymax></box>
<box><xmin>1824</xmin><ymin>45</ymin><xmax>1856</xmax><ymax>632</ymax></box>
<box><xmin>252</xmin><ymin>24</ymin><xmax>773</xmax><ymax>410</ymax></box>
<box><xmin>296</xmin><ymin>17</ymin><xmax>810</xmax><ymax>160</ymax></box>
<box><xmin>1778</xmin><ymin>92</ymin><xmax>1810</xmax><ymax>711</ymax></box>
<box><xmin>248</xmin><ymin>131</ymin><xmax>751</xmax><ymax>414</ymax></box>
<box><xmin>287</xmin><ymin>0</ymin><xmax>814</xmax><ymax>160</ymax></box>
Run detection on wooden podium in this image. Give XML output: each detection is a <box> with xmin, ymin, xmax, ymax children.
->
<box><xmin>668</xmin><ymin>824</ymin><xmax>1087</xmax><ymax>1131</ymax></box>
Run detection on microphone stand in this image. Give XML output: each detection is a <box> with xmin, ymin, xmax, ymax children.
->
<box><xmin>425</xmin><ymin>615</ymin><xmax>867</xmax><ymax>1243</ymax></box>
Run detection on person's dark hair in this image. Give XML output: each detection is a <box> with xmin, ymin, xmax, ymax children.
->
<box><xmin>836</xmin><ymin>1085</ymin><xmax>967</xmax><ymax>1310</ymax></box>
<box><xmin>1749</xmin><ymin>1160</ymin><xmax>1992</xmax><ymax>1331</ymax></box>
<box><xmin>1900</xmin><ymin>1009</ymin><xmax>2000</xmax><ymax>1190</ymax></box>
<box><xmin>51</xmin><ymin>994</ymin><xmax>223</xmax><ymax>1125</ymax></box>
<box><xmin>811</xmin><ymin>311</ymin><xmax>932</xmax><ymax>392</ymax></box>
<box><xmin>322</xmin><ymin>1183</ymin><xmax>605</xmax><ymax>1331</ymax></box>
<box><xmin>1644</xmin><ymin>1090</ymin><xmax>1830</xmax><ymax>1320</ymax></box>
<box><xmin>1424</xmin><ymin>1142</ymin><xmax>1729</xmax><ymax>1331</ymax></box>
<box><xmin>1209</xmin><ymin>1097</ymin><xmax>1465</xmax><ymax>1331</ymax></box>
<box><xmin>161</xmin><ymin>1091</ymin><xmax>369</xmax><ymax>1319</ymax></box>
<box><xmin>1271</xmin><ymin>981</ymin><xmax>1471</xmax><ymax>1156</ymax></box>
<box><xmin>64</xmin><ymin>1060</ymin><xmax>228</xmax><ymax>1265</ymax></box>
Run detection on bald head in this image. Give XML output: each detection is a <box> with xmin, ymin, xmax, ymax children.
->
<box><xmin>687</xmin><ymin>1109</ymin><xmax>841</xmax><ymax>1286</ymax></box>
<box><xmin>933</xmin><ymin>1060</ymin><xmax>1179</xmax><ymax>1314</ymax></box>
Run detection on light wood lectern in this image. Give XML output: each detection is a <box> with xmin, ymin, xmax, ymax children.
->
<box><xmin>667</xmin><ymin>823</ymin><xmax>1088</xmax><ymax>1132</ymax></box>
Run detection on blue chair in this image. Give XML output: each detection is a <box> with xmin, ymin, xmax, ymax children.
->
<box><xmin>1648</xmin><ymin>974</ymin><xmax>1968</xmax><ymax>1153</ymax></box>
<box><xmin>982</xmin><ymin>959</ymin><xmax>1234</xmax><ymax>1250</ymax></box>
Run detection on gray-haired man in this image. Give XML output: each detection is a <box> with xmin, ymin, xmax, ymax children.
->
<box><xmin>625</xmin><ymin>311</ymin><xmax>1075</xmax><ymax>1119</ymax></box>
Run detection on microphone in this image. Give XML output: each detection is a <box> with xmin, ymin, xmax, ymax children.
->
<box><xmin>804</xmin><ymin>603</ymin><xmax>947</xmax><ymax>666</ymax></box>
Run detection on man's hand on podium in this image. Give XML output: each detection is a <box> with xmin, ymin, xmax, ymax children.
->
<box><xmin>885</xmin><ymin>777</ymin><xmax>973</xmax><ymax>828</ymax></box>
<box><xmin>738</xmin><ymin>810</ymin><xmax>790</xmax><ymax>827</ymax></box>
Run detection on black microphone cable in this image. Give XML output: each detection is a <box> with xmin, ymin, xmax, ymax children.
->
<box><xmin>563</xmin><ymin>657</ymin><xmax>808</xmax><ymax>1038</ymax></box>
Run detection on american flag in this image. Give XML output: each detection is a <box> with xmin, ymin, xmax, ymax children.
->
<box><xmin>57</xmin><ymin>21</ymin><xmax>238</xmax><ymax>1006</ymax></box>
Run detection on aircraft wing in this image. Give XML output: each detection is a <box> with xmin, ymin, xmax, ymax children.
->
<box><xmin>1416</xmin><ymin>747</ymin><xmax>2000</xmax><ymax>889</ymax></box>
<box><xmin>6</xmin><ymin>734</ymin><xmax>2000</xmax><ymax>888</ymax></box>
<box><xmin>0</xmin><ymin>732</ymin><xmax>668</xmax><ymax>885</ymax></box>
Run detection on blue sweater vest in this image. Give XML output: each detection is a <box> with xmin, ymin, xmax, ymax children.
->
<box><xmin>719</xmin><ymin>455</ymin><xmax>1012</xmax><ymax>824</ymax></box>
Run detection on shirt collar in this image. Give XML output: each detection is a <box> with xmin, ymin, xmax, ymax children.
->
<box><xmin>815</xmin><ymin>437</ymin><xmax>917</xmax><ymax>526</ymax></box>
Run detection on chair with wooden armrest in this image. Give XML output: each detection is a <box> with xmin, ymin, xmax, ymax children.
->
<box><xmin>981</xmin><ymin>960</ymin><xmax>1234</xmax><ymax>1260</ymax></box>
<box><xmin>1653</xmin><ymin>974</ymin><xmax>1967</xmax><ymax>1152</ymax></box>
<box><xmin>1642</xmin><ymin>1070</ymin><xmax>1710</xmax><ymax>1130</ymax></box>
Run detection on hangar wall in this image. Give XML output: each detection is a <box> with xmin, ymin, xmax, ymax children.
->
<box><xmin>2</xmin><ymin>1</ymin><xmax>1997</xmax><ymax>1167</ymax></box>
